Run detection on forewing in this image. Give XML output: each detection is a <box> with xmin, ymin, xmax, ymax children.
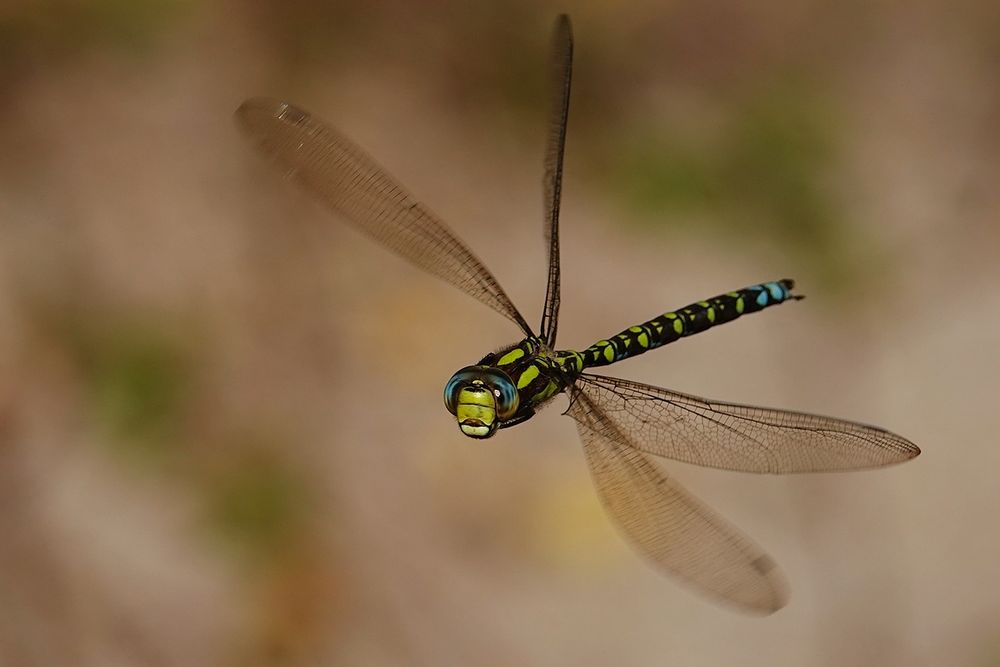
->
<box><xmin>569</xmin><ymin>388</ymin><xmax>788</xmax><ymax>614</ymax></box>
<box><xmin>236</xmin><ymin>98</ymin><xmax>533</xmax><ymax>336</ymax></box>
<box><xmin>574</xmin><ymin>373</ymin><xmax>920</xmax><ymax>473</ymax></box>
<box><xmin>539</xmin><ymin>15</ymin><xmax>573</xmax><ymax>347</ymax></box>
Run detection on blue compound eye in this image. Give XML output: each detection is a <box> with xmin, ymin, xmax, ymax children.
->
<box><xmin>484</xmin><ymin>368</ymin><xmax>519</xmax><ymax>420</ymax></box>
<box><xmin>444</xmin><ymin>368</ymin><xmax>476</xmax><ymax>414</ymax></box>
<box><xmin>443</xmin><ymin>366</ymin><xmax>519</xmax><ymax>420</ymax></box>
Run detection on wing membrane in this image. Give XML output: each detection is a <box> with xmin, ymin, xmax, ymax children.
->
<box><xmin>573</xmin><ymin>373</ymin><xmax>920</xmax><ymax>473</ymax></box>
<box><xmin>569</xmin><ymin>387</ymin><xmax>788</xmax><ymax>614</ymax></box>
<box><xmin>236</xmin><ymin>98</ymin><xmax>533</xmax><ymax>335</ymax></box>
<box><xmin>539</xmin><ymin>15</ymin><xmax>573</xmax><ymax>346</ymax></box>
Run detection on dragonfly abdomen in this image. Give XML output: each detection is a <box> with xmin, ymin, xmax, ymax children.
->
<box><xmin>581</xmin><ymin>279</ymin><xmax>801</xmax><ymax>368</ymax></box>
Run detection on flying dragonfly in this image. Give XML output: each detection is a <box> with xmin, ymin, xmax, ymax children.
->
<box><xmin>235</xmin><ymin>14</ymin><xmax>920</xmax><ymax>614</ymax></box>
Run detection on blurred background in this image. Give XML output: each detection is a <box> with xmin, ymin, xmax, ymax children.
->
<box><xmin>2</xmin><ymin>1</ymin><xmax>998</xmax><ymax>665</ymax></box>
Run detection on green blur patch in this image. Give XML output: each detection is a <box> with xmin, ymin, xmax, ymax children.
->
<box><xmin>611</xmin><ymin>81</ymin><xmax>867</xmax><ymax>291</ymax></box>
<box><xmin>615</xmin><ymin>137</ymin><xmax>723</xmax><ymax>216</ymax></box>
<box><xmin>0</xmin><ymin>0</ymin><xmax>193</xmax><ymax>63</ymax></box>
<box><xmin>74</xmin><ymin>323</ymin><xmax>190</xmax><ymax>466</ymax></box>
<box><xmin>203</xmin><ymin>451</ymin><xmax>310</xmax><ymax>566</ymax></box>
<box><xmin>723</xmin><ymin>86</ymin><xmax>837</xmax><ymax>247</ymax></box>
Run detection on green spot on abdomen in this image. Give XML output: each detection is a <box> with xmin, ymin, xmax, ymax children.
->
<box><xmin>603</xmin><ymin>345</ymin><xmax>614</xmax><ymax>362</ymax></box>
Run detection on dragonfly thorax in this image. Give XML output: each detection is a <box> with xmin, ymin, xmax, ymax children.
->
<box><xmin>444</xmin><ymin>365</ymin><xmax>519</xmax><ymax>439</ymax></box>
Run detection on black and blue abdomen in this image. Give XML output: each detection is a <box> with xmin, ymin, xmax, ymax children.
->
<box><xmin>581</xmin><ymin>279</ymin><xmax>800</xmax><ymax>368</ymax></box>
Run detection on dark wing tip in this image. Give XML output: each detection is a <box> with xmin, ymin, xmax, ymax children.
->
<box><xmin>553</xmin><ymin>14</ymin><xmax>573</xmax><ymax>44</ymax></box>
<box><xmin>901</xmin><ymin>439</ymin><xmax>922</xmax><ymax>460</ymax></box>
<box><xmin>883</xmin><ymin>430</ymin><xmax>921</xmax><ymax>464</ymax></box>
<box><xmin>234</xmin><ymin>97</ymin><xmax>312</xmax><ymax>134</ymax></box>
<box><xmin>235</xmin><ymin>96</ymin><xmax>281</xmax><ymax>122</ymax></box>
<box><xmin>691</xmin><ymin>554</ymin><xmax>789</xmax><ymax>616</ymax></box>
<box><xmin>707</xmin><ymin>553</ymin><xmax>788</xmax><ymax>616</ymax></box>
<box><xmin>746</xmin><ymin>556</ymin><xmax>790</xmax><ymax>616</ymax></box>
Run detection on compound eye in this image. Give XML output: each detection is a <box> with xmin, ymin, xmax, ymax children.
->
<box><xmin>482</xmin><ymin>368</ymin><xmax>519</xmax><ymax>420</ymax></box>
<box><xmin>444</xmin><ymin>367</ymin><xmax>479</xmax><ymax>415</ymax></box>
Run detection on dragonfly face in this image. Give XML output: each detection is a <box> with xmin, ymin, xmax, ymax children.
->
<box><xmin>444</xmin><ymin>366</ymin><xmax>520</xmax><ymax>438</ymax></box>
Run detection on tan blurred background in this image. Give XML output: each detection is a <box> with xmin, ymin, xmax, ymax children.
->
<box><xmin>2</xmin><ymin>1</ymin><xmax>999</xmax><ymax>665</ymax></box>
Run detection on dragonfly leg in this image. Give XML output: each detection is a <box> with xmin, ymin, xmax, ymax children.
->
<box><xmin>499</xmin><ymin>409</ymin><xmax>536</xmax><ymax>430</ymax></box>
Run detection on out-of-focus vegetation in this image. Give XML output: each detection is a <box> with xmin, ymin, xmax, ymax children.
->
<box><xmin>611</xmin><ymin>81</ymin><xmax>858</xmax><ymax>287</ymax></box>
<box><xmin>76</xmin><ymin>321</ymin><xmax>190</xmax><ymax>456</ymax></box>
<box><xmin>2</xmin><ymin>1</ymin><xmax>998</xmax><ymax>665</ymax></box>
<box><xmin>1</xmin><ymin>0</ymin><xmax>193</xmax><ymax>65</ymax></box>
<box><xmin>203</xmin><ymin>444</ymin><xmax>310</xmax><ymax>563</ymax></box>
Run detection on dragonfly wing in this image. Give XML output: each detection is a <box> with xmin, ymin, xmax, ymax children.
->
<box><xmin>573</xmin><ymin>373</ymin><xmax>920</xmax><ymax>473</ymax></box>
<box><xmin>236</xmin><ymin>98</ymin><xmax>533</xmax><ymax>336</ymax></box>
<box><xmin>539</xmin><ymin>15</ymin><xmax>573</xmax><ymax>347</ymax></box>
<box><xmin>569</xmin><ymin>386</ymin><xmax>788</xmax><ymax>613</ymax></box>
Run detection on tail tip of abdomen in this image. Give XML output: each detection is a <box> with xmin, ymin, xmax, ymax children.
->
<box><xmin>780</xmin><ymin>278</ymin><xmax>805</xmax><ymax>301</ymax></box>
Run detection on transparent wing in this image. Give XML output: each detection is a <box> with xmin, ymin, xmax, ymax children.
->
<box><xmin>573</xmin><ymin>373</ymin><xmax>921</xmax><ymax>473</ymax></box>
<box><xmin>236</xmin><ymin>98</ymin><xmax>533</xmax><ymax>336</ymax></box>
<box><xmin>539</xmin><ymin>15</ymin><xmax>573</xmax><ymax>347</ymax></box>
<box><xmin>569</xmin><ymin>387</ymin><xmax>788</xmax><ymax>614</ymax></box>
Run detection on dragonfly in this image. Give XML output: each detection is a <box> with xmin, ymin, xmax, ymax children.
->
<box><xmin>235</xmin><ymin>14</ymin><xmax>920</xmax><ymax>614</ymax></box>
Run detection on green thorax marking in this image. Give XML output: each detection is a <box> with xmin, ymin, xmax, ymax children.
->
<box><xmin>481</xmin><ymin>338</ymin><xmax>582</xmax><ymax>409</ymax></box>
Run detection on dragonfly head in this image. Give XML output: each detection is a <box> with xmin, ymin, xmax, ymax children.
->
<box><xmin>444</xmin><ymin>366</ymin><xmax>520</xmax><ymax>439</ymax></box>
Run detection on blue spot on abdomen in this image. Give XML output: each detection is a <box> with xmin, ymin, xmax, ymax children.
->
<box><xmin>765</xmin><ymin>281</ymin><xmax>785</xmax><ymax>301</ymax></box>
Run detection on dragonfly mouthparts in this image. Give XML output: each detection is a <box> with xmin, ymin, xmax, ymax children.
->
<box><xmin>459</xmin><ymin>418</ymin><xmax>495</xmax><ymax>439</ymax></box>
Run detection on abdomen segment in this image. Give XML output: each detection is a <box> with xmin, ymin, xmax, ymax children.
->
<box><xmin>581</xmin><ymin>279</ymin><xmax>801</xmax><ymax>368</ymax></box>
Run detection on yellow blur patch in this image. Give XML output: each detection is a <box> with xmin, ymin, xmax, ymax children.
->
<box><xmin>527</xmin><ymin>477</ymin><xmax>622</xmax><ymax>573</ymax></box>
